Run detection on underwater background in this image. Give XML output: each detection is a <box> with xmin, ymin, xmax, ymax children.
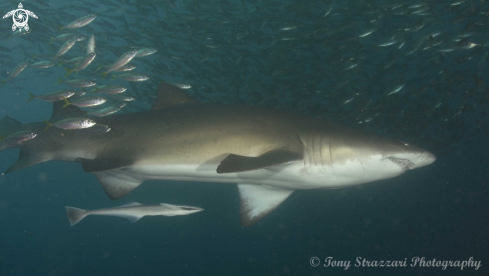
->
<box><xmin>0</xmin><ymin>0</ymin><xmax>487</xmax><ymax>275</ymax></box>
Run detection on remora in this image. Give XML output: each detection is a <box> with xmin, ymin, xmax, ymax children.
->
<box><xmin>0</xmin><ymin>83</ymin><xmax>436</xmax><ymax>226</ymax></box>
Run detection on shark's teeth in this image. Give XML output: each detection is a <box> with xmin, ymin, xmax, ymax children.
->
<box><xmin>386</xmin><ymin>157</ymin><xmax>415</xmax><ymax>171</ymax></box>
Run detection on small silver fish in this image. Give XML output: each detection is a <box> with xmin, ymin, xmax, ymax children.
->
<box><xmin>54</xmin><ymin>37</ymin><xmax>78</xmax><ymax>60</ymax></box>
<box><xmin>1</xmin><ymin>60</ymin><xmax>29</xmax><ymax>87</ymax></box>
<box><xmin>135</xmin><ymin>47</ymin><xmax>158</xmax><ymax>57</ymax></box>
<box><xmin>113</xmin><ymin>73</ymin><xmax>149</xmax><ymax>82</ymax></box>
<box><xmin>27</xmin><ymin>90</ymin><xmax>76</xmax><ymax>102</ymax></box>
<box><xmin>61</xmin><ymin>14</ymin><xmax>97</xmax><ymax>30</ymax></box>
<box><xmin>109</xmin><ymin>94</ymin><xmax>135</xmax><ymax>101</ymax></box>
<box><xmin>43</xmin><ymin>118</ymin><xmax>96</xmax><ymax>131</ymax></box>
<box><xmin>0</xmin><ymin>130</ymin><xmax>37</xmax><ymax>145</ymax></box>
<box><xmin>65</xmin><ymin>52</ymin><xmax>97</xmax><ymax>76</ymax></box>
<box><xmin>55</xmin><ymin>78</ymin><xmax>96</xmax><ymax>87</ymax></box>
<box><xmin>62</xmin><ymin>96</ymin><xmax>107</xmax><ymax>108</ymax></box>
<box><xmin>93</xmin><ymin>85</ymin><xmax>127</xmax><ymax>94</ymax></box>
<box><xmin>167</xmin><ymin>82</ymin><xmax>192</xmax><ymax>89</ymax></box>
<box><xmin>114</xmin><ymin>64</ymin><xmax>136</xmax><ymax>72</ymax></box>
<box><xmin>87</xmin><ymin>34</ymin><xmax>96</xmax><ymax>54</ymax></box>
<box><xmin>30</xmin><ymin>61</ymin><xmax>55</xmax><ymax>69</ymax></box>
<box><xmin>75</xmin><ymin>124</ymin><xmax>111</xmax><ymax>135</ymax></box>
<box><xmin>50</xmin><ymin>33</ymin><xmax>86</xmax><ymax>44</ymax></box>
<box><xmin>88</xmin><ymin>103</ymin><xmax>127</xmax><ymax>116</ymax></box>
<box><xmin>102</xmin><ymin>50</ymin><xmax>139</xmax><ymax>78</ymax></box>
<box><xmin>65</xmin><ymin>202</ymin><xmax>204</xmax><ymax>226</ymax></box>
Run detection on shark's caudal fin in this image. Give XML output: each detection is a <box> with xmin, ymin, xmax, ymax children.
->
<box><xmin>151</xmin><ymin>83</ymin><xmax>201</xmax><ymax>110</ymax></box>
<box><xmin>5</xmin><ymin>149</ymin><xmax>50</xmax><ymax>173</ymax></box>
<box><xmin>0</xmin><ymin>116</ymin><xmax>25</xmax><ymax>152</ymax></box>
<box><xmin>237</xmin><ymin>184</ymin><xmax>294</xmax><ymax>227</ymax></box>
<box><xmin>0</xmin><ymin>116</ymin><xmax>23</xmax><ymax>134</ymax></box>
<box><xmin>92</xmin><ymin>169</ymin><xmax>143</xmax><ymax>200</ymax></box>
<box><xmin>65</xmin><ymin>206</ymin><xmax>88</xmax><ymax>226</ymax></box>
<box><xmin>4</xmin><ymin>102</ymin><xmax>87</xmax><ymax>174</ymax></box>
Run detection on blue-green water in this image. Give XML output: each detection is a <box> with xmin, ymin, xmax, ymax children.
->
<box><xmin>0</xmin><ymin>0</ymin><xmax>487</xmax><ymax>275</ymax></box>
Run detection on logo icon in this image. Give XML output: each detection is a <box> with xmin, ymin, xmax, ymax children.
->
<box><xmin>3</xmin><ymin>3</ymin><xmax>38</xmax><ymax>32</ymax></box>
<box><xmin>310</xmin><ymin>257</ymin><xmax>320</xmax><ymax>267</ymax></box>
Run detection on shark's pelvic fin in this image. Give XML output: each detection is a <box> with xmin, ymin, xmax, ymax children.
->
<box><xmin>5</xmin><ymin>149</ymin><xmax>50</xmax><ymax>174</ymax></box>
<box><xmin>92</xmin><ymin>169</ymin><xmax>143</xmax><ymax>200</ymax></box>
<box><xmin>50</xmin><ymin>100</ymin><xmax>86</xmax><ymax>122</ymax></box>
<box><xmin>151</xmin><ymin>83</ymin><xmax>200</xmax><ymax>110</ymax></box>
<box><xmin>238</xmin><ymin>184</ymin><xmax>294</xmax><ymax>227</ymax></box>
<box><xmin>217</xmin><ymin>148</ymin><xmax>302</xmax><ymax>174</ymax></box>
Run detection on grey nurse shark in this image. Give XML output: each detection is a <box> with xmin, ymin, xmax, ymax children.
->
<box><xmin>0</xmin><ymin>83</ymin><xmax>436</xmax><ymax>226</ymax></box>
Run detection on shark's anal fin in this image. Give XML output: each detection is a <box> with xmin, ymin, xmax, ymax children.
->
<box><xmin>151</xmin><ymin>83</ymin><xmax>200</xmax><ymax>110</ymax></box>
<box><xmin>5</xmin><ymin>149</ymin><xmax>50</xmax><ymax>174</ymax></box>
<box><xmin>81</xmin><ymin>157</ymin><xmax>135</xmax><ymax>172</ymax></box>
<box><xmin>217</xmin><ymin>149</ymin><xmax>302</xmax><ymax>174</ymax></box>
<box><xmin>238</xmin><ymin>184</ymin><xmax>294</xmax><ymax>227</ymax></box>
<box><xmin>92</xmin><ymin>169</ymin><xmax>143</xmax><ymax>200</ymax></box>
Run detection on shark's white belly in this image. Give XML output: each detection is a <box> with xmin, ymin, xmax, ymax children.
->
<box><xmin>128</xmin><ymin>155</ymin><xmax>404</xmax><ymax>190</ymax></box>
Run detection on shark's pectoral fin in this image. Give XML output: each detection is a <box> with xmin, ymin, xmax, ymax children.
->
<box><xmin>92</xmin><ymin>169</ymin><xmax>143</xmax><ymax>200</ymax></box>
<box><xmin>238</xmin><ymin>183</ymin><xmax>294</xmax><ymax>227</ymax></box>
<box><xmin>81</xmin><ymin>157</ymin><xmax>135</xmax><ymax>172</ymax></box>
<box><xmin>217</xmin><ymin>149</ymin><xmax>302</xmax><ymax>174</ymax></box>
<box><xmin>5</xmin><ymin>149</ymin><xmax>50</xmax><ymax>174</ymax></box>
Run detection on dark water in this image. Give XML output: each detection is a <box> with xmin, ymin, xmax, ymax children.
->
<box><xmin>0</xmin><ymin>0</ymin><xmax>487</xmax><ymax>275</ymax></box>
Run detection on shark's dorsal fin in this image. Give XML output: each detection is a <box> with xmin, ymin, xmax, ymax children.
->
<box><xmin>92</xmin><ymin>170</ymin><xmax>143</xmax><ymax>200</ymax></box>
<box><xmin>216</xmin><ymin>149</ymin><xmax>302</xmax><ymax>174</ymax></box>
<box><xmin>0</xmin><ymin>115</ymin><xmax>23</xmax><ymax>135</ymax></box>
<box><xmin>50</xmin><ymin>101</ymin><xmax>86</xmax><ymax>122</ymax></box>
<box><xmin>151</xmin><ymin>83</ymin><xmax>200</xmax><ymax>110</ymax></box>
<box><xmin>237</xmin><ymin>184</ymin><xmax>294</xmax><ymax>227</ymax></box>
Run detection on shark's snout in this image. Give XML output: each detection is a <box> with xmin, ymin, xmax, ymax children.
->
<box><xmin>416</xmin><ymin>151</ymin><xmax>436</xmax><ymax>168</ymax></box>
<box><xmin>388</xmin><ymin>150</ymin><xmax>436</xmax><ymax>171</ymax></box>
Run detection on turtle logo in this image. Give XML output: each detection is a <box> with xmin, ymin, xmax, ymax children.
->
<box><xmin>3</xmin><ymin>3</ymin><xmax>38</xmax><ymax>32</ymax></box>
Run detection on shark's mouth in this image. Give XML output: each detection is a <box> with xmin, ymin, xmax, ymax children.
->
<box><xmin>386</xmin><ymin>157</ymin><xmax>415</xmax><ymax>171</ymax></box>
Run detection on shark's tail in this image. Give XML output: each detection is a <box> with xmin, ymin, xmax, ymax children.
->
<box><xmin>3</xmin><ymin>102</ymin><xmax>87</xmax><ymax>174</ymax></box>
<box><xmin>0</xmin><ymin>116</ymin><xmax>25</xmax><ymax>152</ymax></box>
<box><xmin>65</xmin><ymin>206</ymin><xmax>88</xmax><ymax>226</ymax></box>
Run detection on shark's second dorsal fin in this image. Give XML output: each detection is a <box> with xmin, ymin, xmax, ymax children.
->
<box><xmin>151</xmin><ymin>83</ymin><xmax>200</xmax><ymax>110</ymax></box>
<box><xmin>50</xmin><ymin>101</ymin><xmax>86</xmax><ymax>122</ymax></box>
